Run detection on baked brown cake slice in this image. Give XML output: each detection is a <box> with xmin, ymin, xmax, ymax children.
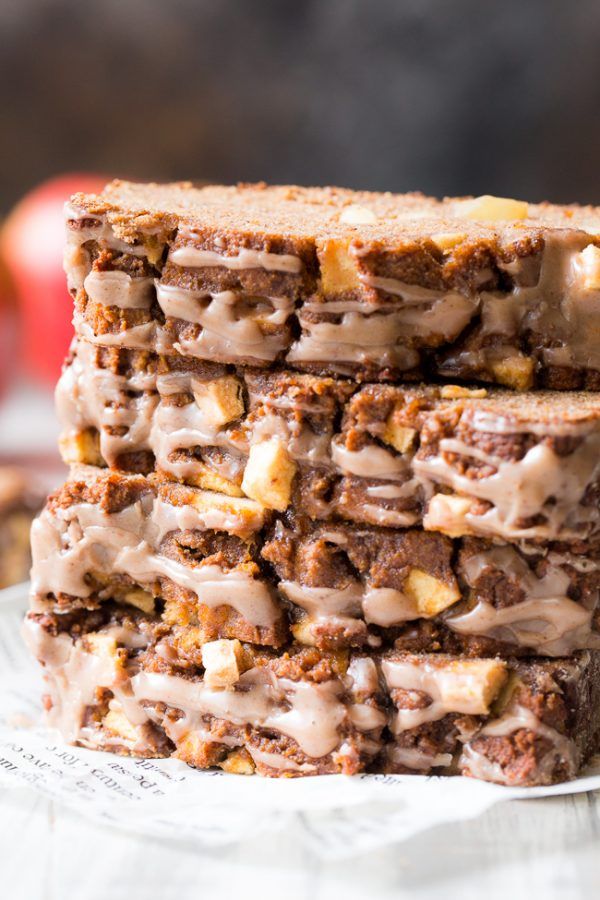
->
<box><xmin>381</xmin><ymin>650</ymin><xmax>600</xmax><ymax>786</ymax></box>
<box><xmin>25</xmin><ymin>610</ymin><xmax>385</xmax><ymax>777</ymax></box>
<box><xmin>31</xmin><ymin>466</ymin><xmax>288</xmax><ymax>649</ymax></box>
<box><xmin>24</xmin><ymin>606</ymin><xmax>600</xmax><ymax>786</ymax></box>
<box><xmin>58</xmin><ymin>340</ymin><xmax>600</xmax><ymax>544</ymax></box>
<box><xmin>263</xmin><ymin>520</ymin><xmax>600</xmax><ymax>658</ymax></box>
<box><xmin>31</xmin><ymin>467</ymin><xmax>600</xmax><ymax>658</ymax></box>
<box><xmin>65</xmin><ymin>180</ymin><xmax>600</xmax><ymax>387</ymax></box>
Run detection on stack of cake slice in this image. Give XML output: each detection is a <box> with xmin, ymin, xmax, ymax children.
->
<box><xmin>25</xmin><ymin>182</ymin><xmax>600</xmax><ymax>785</ymax></box>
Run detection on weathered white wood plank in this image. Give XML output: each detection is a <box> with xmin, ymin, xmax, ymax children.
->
<box><xmin>0</xmin><ymin>787</ymin><xmax>598</xmax><ymax>900</ymax></box>
<box><xmin>0</xmin><ymin>790</ymin><xmax>56</xmax><ymax>900</ymax></box>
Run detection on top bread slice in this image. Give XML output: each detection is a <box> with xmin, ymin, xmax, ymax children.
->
<box><xmin>65</xmin><ymin>181</ymin><xmax>600</xmax><ymax>388</ymax></box>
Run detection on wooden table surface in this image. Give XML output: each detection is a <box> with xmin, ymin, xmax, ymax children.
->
<box><xmin>2</xmin><ymin>784</ymin><xmax>599</xmax><ymax>900</ymax></box>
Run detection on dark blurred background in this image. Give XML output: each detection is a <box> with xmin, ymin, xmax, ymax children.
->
<box><xmin>0</xmin><ymin>0</ymin><xmax>598</xmax><ymax>586</ymax></box>
<box><xmin>2</xmin><ymin>0</ymin><xmax>600</xmax><ymax>209</ymax></box>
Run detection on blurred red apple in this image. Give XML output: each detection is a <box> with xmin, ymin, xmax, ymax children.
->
<box><xmin>0</xmin><ymin>255</ymin><xmax>18</xmax><ymax>398</ymax></box>
<box><xmin>0</xmin><ymin>174</ymin><xmax>107</xmax><ymax>385</ymax></box>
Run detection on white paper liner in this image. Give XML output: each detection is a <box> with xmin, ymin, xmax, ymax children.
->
<box><xmin>2</xmin><ymin>582</ymin><xmax>599</xmax><ymax>858</ymax></box>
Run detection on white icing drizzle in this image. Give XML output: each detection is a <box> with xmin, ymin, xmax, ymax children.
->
<box><xmin>23</xmin><ymin>618</ymin><xmax>149</xmax><ymax>745</ymax></box>
<box><xmin>64</xmin><ymin>206</ymin><xmax>154</xmax><ymax>294</ymax></box>
<box><xmin>359</xmin><ymin>478</ymin><xmax>423</xmax><ymax>526</ymax></box>
<box><xmin>354</xmin><ymin>504</ymin><xmax>420</xmax><ymax>528</ymax></box>
<box><xmin>467</xmin><ymin>407</ymin><xmax>596</xmax><ymax>438</ymax></box>
<box><xmin>303</xmin><ymin>297</ymin><xmax>392</xmax><ymax>313</ymax></box>
<box><xmin>132</xmin><ymin>668</ymin><xmax>345</xmax><ymax>758</ymax></box>
<box><xmin>544</xmin><ymin>548</ymin><xmax>600</xmax><ymax>573</ymax></box>
<box><xmin>75</xmin><ymin>316</ymin><xmax>158</xmax><ymax>350</ymax></box>
<box><xmin>385</xmin><ymin>744</ymin><xmax>453</xmax><ymax>771</ymax></box>
<box><xmin>64</xmin><ymin>202</ymin><xmax>95</xmax><ymax>222</ymax></box>
<box><xmin>362</xmin><ymin>587</ymin><xmax>427</xmax><ymax>627</ymax></box>
<box><xmin>152</xmin><ymin>495</ymin><xmax>264</xmax><ymax>542</ymax></box>
<box><xmin>358</xmin><ymin>274</ymin><xmax>464</xmax><ymax>303</ymax></box>
<box><xmin>287</xmin><ymin>281</ymin><xmax>475</xmax><ymax>366</ymax></box>
<box><xmin>461</xmin><ymin>703</ymin><xmax>579</xmax><ymax>785</ymax></box>
<box><xmin>348</xmin><ymin>704</ymin><xmax>388</xmax><ymax>730</ymax></box>
<box><xmin>279</xmin><ymin>581</ymin><xmax>364</xmax><ymax>618</ymax></box>
<box><xmin>83</xmin><ymin>270</ymin><xmax>155</xmax><ymax>310</ymax></box>
<box><xmin>480</xmin><ymin>233</ymin><xmax>600</xmax><ymax>370</ymax></box>
<box><xmin>52</xmin><ymin>344</ymin><xmax>600</xmax><ymax>652</ymax></box>
<box><xmin>287</xmin><ymin>314</ymin><xmax>422</xmax><ymax>369</ymax></box>
<box><xmin>148</xmin><ymin>397</ymin><xmax>228</xmax><ymax>477</ymax></box>
<box><xmin>169</xmin><ymin>244</ymin><xmax>303</xmax><ymax>274</ymax></box>
<box><xmin>331</xmin><ymin>439</ymin><xmax>409</xmax><ymax>480</ymax></box>
<box><xmin>246</xmin><ymin>407</ymin><xmax>331</xmax><ymax>465</ymax></box>
<box><xmin>30</xmin><ymin>498</ymin><xmax>276</xmax><ymax>626</ymax></box>
<box><xmin>279</xmin><ymin>545</ymin><xmax>598</xmax><ymax>654</ymax></box>
<box><xmin>56</xmin><ymin>350</ymin><xmax>158</xmax><ymax>463</ymax></box>
<box><xmin>280</xmin><ymin>580</ymin><xmax>432</xmax><ymax>630</ymax></box>
<box><xmin>416</xmin><ymin>428</ymin><xmax>600</xmax><ymax>540</ymax></box>
<box><xmin>246</xmin><ymin>384</ymin><xmax>335</xmax><ymax>415</ymax></box>
<box><xmin>448</xmin><ymin>545</ymin><xmax>600</xmax><ymax>654</ymax></box>
<box><xmin>247</xmin><ymin>747</ymin><xmax>317</xmax><ymax>773</ymax></box>
<box><xmin>381</xmin><ymin>657</ymin><xmax>501</xmax><ymax>732</ymax></box>
<box><xmin>58</xmin><ymin>346</ymin><xmax>420</xmax><ymax>525</ymax></box>
<box><xmin>65</xmin><ymin>212</ymin><xmax>148</xmax><ymax>259</ymax></box>
<box><xmin>448</xmin><ymin>597</ymin><xmax>599</xmax><ymax>655</ymax></box>
<box><xmin>366</xmin><ymin>484</ymin><xmax>413</xmax><ymax>499</ymax></box>
<box><xmin>156</xmin><ymin>284</ymin><xmax>293</xmax><ymax>361</ymax></box>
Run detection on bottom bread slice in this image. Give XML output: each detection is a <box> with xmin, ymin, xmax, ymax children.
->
<box><xmin>24</xmin><ymin>608</ymin><xmax>600</xmax><ymax>786</ymax></box>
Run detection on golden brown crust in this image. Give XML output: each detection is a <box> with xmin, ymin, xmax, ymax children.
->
<box><xmin>71</xmin><ymin>180</ymin><xmax>600</xmax><ymax>250</ymax></box>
